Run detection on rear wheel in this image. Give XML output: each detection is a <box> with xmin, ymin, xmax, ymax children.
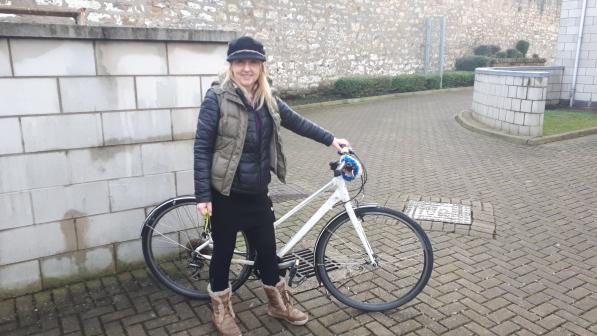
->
<box><xmin>314</xmin><ymin>206</ymin><xmax>433</xmax><ymax>311</ymax></box>
<box><xmin>141</xmin><ymin>196</ymin><xmax>254</xmax><ymax>299</ymax></box>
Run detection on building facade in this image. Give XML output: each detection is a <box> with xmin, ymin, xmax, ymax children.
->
<box><xmin>553</xmin><ymin>0</ymin><xmax>597</xmax><ymax>107</ymax></box>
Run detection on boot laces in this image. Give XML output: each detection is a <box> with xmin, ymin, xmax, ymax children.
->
<box><xmin>280</xmin><ymin>285</ymin><xmax>296</xmax><ymax>311</ymax></box>
<box><xmin>215</xmin><ymin>296</ymin><xmax>234</xmax><ymax>322</ymax></box>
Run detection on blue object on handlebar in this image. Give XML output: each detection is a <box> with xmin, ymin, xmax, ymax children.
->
<box><xmin>340</xmin><ymin>154</ymin><xmax>361</xmax><ymax>181</ymax></box>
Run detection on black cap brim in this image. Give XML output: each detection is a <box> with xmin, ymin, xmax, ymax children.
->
<box><xmin>227</xmin><ymin>51</ymin><xmax>266</xmax><ymax>62</ymax></box>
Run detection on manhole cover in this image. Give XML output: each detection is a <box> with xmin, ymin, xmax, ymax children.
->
<box><xmin>404</xmin><ymin>200</ymin><xmax>472</xmax><ymax>225</ymax></box>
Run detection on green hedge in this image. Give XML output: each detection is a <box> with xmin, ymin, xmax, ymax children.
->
<box><xmin>454</xmin><ymin>55</ymin><xmax>490</xmax><ymax>71</ymax></box>
<box><xmin>334</xmin><ymin>76</ymin><xmax>392</xmax><ymax>98</ymax></box>
<box><xmin>441</xmin><ymin>71</ymin><xmax>475</xmax><ymax>88</ymax></box>
<box><xmin>390</xmin><ymin>74</ymin><xmax>428</xmax><ymax>92</ymax></box>
<box><xmin>333</xmin><ymin>72</ymin><xmax>474</xmax><ymax>98</ymax></box>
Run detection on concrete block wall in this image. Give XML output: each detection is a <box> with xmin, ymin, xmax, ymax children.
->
<box><xmin>472</xmin><ymin>68</ymin><xmax>549</xmax><ymax>137</ymax></box>
<box><xmin>492</xmin><ymin>66</ymin><xmax>565</xmax><ymax>107</ymax></box>
<box><xmin>0</xmin><ymin>25</ymin><xmax>235</xmax><ymax>298</ymax></box>
<box><xmin>553</xmin><ymin>0</ymin><xmax>597</xmax><ymax>107</ymax></box>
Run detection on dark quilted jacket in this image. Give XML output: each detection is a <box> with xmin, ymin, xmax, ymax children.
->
<box><xmin>231</xmin><ymin>90</ymin><xmax>274</xmax><ymax>194</ymax></box>
<box><xmin>194</xmin><ymin>85</ymin><xmax>334</xmax><ymax>203</ymax></box>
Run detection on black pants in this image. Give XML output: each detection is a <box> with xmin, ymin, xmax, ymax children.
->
<box><xmin>209</xmin><ymin>190</ymin><xmax>280</xmax><ymax>291</ymax></box>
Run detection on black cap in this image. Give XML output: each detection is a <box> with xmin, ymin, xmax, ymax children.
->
<box><xmin>226</xmin><ymin>36</ymin><xmax>267</xmax><ymax>62</ymax></box>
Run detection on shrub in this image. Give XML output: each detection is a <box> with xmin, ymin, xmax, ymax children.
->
<box><xmin>532</xmin><ymin>53</ymin><xmax>539</xmax><ymax>58</ymax></box>
<box><xmin>473</xmin><ymin>45</ymin><xmax>501</xmax><ymax>56</ymax></box>
<box><xmin>422</xmin><ymin>72</ymin><xmax>474</xmax><ymax>89</ymax></box>
<box><xmin>454</xmin><ymin>56</ymin><xmax>490</xmax><ymax>71</ymax></box>
<box><xmin>333</xmin><ymin>76</ymin><xmax>392</xmax><ymax>97</ymax></box>
<box><xmin>442</xmin><ymin>71</ymin><xmax>475</xmax><ymax>88</ymax></box>
<box><xmin>424</xmin><ymin>76</ymin><xmax>441</xmax><ymax>90</ymax></box>
<box><xmin>515</xmin><ymin>40</ymin><xmax>530</xmax><ymax>57</ymax></box>
<box><xmin>506</xmin><ymin>48</ymin><xmax>523</xmax><ymax>58</ymax></box>
<box><xmin>495</xmin><ymin>51</ymin><xmax>507</xmax><ymax>58</ymax></box>
<box><xmin>390</xmin><ymin>74</ymin><xmax>427</xmax><ymax>92</ymax></box>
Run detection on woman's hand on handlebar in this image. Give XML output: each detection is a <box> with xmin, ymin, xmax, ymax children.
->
<box><xmin>197</xmin><ymin>202</ymin><xmax>212</xmax><ymax>216</ymax></box>
<box><xmin>331</xmin><ymin>137</ymin><xmax>351</xmax><ymax>150</ymax></box>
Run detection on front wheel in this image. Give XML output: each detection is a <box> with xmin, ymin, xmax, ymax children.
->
<box><xmin>314</xmin><ymin>206</ymin><xmax>433</xmax><ymax>311</ymax></box>
<box><xmin>141</xmin><ymin>196</ymin><xmax>254</xmax><ymax>300</ymax></box>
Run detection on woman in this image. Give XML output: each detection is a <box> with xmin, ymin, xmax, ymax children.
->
<box><xmin>194</xmin><ymin>36</ymin><xmax>349</xmax><ymax>336</ymax></box>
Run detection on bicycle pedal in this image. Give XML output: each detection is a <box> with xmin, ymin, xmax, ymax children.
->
<box><xmin>287</xmin><ymin>259</ymin><xmax>299</xmax><ymax>286</ymax></box>
<box><xmin>289</xmin><ymin>273</ymin><xmax>307</xmax><ymax>288</ymax></box>
<box><xmin>190</xmin><ymin>268</ymin><xmax>201</xmax><ymax>281</ymax></box>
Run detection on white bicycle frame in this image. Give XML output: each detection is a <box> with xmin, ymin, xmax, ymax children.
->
<box><xmin>194</xmin><ymin>171</ymin><xmax>377</xmax><ymax>267</ymax></box>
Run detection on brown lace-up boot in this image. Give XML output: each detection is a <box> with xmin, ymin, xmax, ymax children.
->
<box><xmin>208</xmin><ymin>285</ymin><xmax>242</xmax><ymax>336</ymax></box>
<box><xmin>263</xmin><ymin>278</ymin><xmax>309</xmax><ymax>325</ymax></box>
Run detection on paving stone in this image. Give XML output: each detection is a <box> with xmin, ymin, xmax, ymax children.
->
<box><xmin>121</xmin><ymin>311</ymin><xmax>156</xmax><ymax>327</ymax></box>
<box><xmin>100</xmin><ymin>308</ymin><xmax>136</xmax><ymax>324</ymax></box>
<box><xmin>440</xmin><ymin>314</ymin><xmax>471</xmax><ymax>330</ymax></box>
<box><xmin>81</xmin><ymin>317</ymin><xmax>103</xmax><ymax>336</ymax></box>
<box><xmin>328</xmin><ymin>318</ymin><xmax>360</xmax><ymax>334</ymax></box>
<box><xmin>124</xmin><ymin>324</ymin><xmax>148</xmax><ymax>336</ymax></box>
<box><xmin>237</xmin><ymin>310</ymin><xmax>261</xmax><ymax>331</ymax></box>
<box><xmin>511</xmin><ymin>315</ymin><xmax>547</xmax><ymax>335</ymax></box>
<box><xmin>390</xmin><ymin>319</ymin><xmax>422</xmax><ymax>335</ymax></box>
<box><xmin>363</xmin><ymin>320</ymin><xmax>393</xmax><ymax>336</ymax></box>
<box><xmin>464</xmin><ymin>322</ymin><xmax>498</xmax><ymax>336</ymax></box>
<box><xmin>60</xmin><ymin>315</ymin><xmax>81</xmax><ymax>334</ymax></box>
<box><xmin>537</xmin><ymin>313</ymin><xmax>566</xmax><ymax>331</ymax></box>
<box><xmin>103</xmin><ymin>320</ymin><xmax>126</xmax><ymax>336</ymax></box>
<box><xmin>165</xmin><ymin>318</ymin><xmax>201</xmax><ymax>334</ymax></box>
<box><xmin>147</xmin><ymin>327</ymin><xmax>168</xmax><ymax>336</ymax></box>
<box><xmin>171</xmin><ymin>301</ymin><xmax>195</xmax><ymax>321</ymax></box>
<box><xmin>491</xmin><ymin>320</ymin><xmax>521</xmax><ymax>336</ymax></box>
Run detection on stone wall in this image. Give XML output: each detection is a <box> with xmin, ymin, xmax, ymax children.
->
<box><xmin>0</xmin><ymin>0</ymin><xmax>562</xmax><ymax>92</ymax></box>
<box><xmin>553</xmin><ymin>0</ymin><xmax>597</xmax><ymax>107</ymax></box>
<box><xmin>0</xmin><ymin>23</ymin><xmax>234</xmax><ymax>297</ymax></box>
<box><xmin>472</xmin><ymin>68</ymin><xmax>550</xmax><ymax>137</ymax></box>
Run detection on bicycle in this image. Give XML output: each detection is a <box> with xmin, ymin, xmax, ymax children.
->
<box><xmin>141</xmin><ymin>148</ymin><xmax>433</xmax><ymax>312</ymax></box>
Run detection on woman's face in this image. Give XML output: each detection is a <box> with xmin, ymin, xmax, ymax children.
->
<box><xmin>230</xmin><ymin>59</ymin><xmax>262</xmax><ymax>91</ymax></box>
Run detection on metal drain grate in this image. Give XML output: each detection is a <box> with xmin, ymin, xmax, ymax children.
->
<box><xmin>404</xmin><ymin>200</ymin><xmax>472</xmax><ymax>225</ymax></box>
<box><xmin>280</xmin><ymin>249</ymin><xmax>339</xmax><ymax>279</ymax></box>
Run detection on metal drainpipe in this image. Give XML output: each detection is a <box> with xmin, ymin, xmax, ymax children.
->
<box><xmin>570</xmin><ymin>0</ymin><xmax>588</xmax><ymax>107</ymax></box>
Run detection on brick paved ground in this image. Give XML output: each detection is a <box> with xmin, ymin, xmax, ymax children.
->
<box><xmin>1</xmin><ymin>88</ymin><xmax>596</xmax><ymax>335</ymax></box>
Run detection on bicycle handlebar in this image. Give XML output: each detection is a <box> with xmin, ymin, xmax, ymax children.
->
<box><xmin>330</xmin><ymin>147</ymin><xmax>361</xmax><ymax>181</ymax></box>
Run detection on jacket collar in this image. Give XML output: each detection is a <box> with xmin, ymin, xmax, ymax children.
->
<box><xmin>218</xmin><ymin>81</ymin><xmax>246</xmax><ymax>106</ymax></box>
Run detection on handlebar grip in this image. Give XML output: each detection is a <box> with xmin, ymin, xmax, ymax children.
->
<box><xmin>337</xmin><ymin>147</ymin><xmax>354</xmax><ymax>155</ymax></box>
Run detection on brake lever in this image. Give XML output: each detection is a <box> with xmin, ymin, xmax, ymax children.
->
<box><xmin>337</xmin><ymin>147</ymin><xmax>354</xmax><ymax>155</ymax></box>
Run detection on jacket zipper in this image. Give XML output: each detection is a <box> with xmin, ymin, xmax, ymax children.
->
<box><xmin>255</xmin><ymin>107</ymin><xmax>262</xmax><ymax>189</ymax></box>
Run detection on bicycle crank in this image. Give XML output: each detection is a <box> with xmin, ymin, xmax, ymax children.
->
<box><xmin>185</xmin><ymin>238</ymin><xmax>211</xmax><ymax>279</ymax></box>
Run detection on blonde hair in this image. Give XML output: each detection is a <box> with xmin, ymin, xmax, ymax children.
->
<box><xmin>221</xmin><ymin>62</ymin><xmax>277</xmax><ymax>112</ymax></box>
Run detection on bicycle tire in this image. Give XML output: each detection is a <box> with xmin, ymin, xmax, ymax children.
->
<box><xmin>141</xmin><ymin>196</ymin><xmax>254</xmax><ymax>300</ymax></box>
<box><xmin>314</xmin><ymin>206</ymin><xmax>433</xmax><ymax>311</ymax></box>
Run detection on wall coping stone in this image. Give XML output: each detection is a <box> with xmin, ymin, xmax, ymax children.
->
<box><xmin>0</xmin><ymin>22</ymin><xmax>236</xmax><ymax>42</ymax></box>
<box><xmin>475</xmin><ymin>67</ymin><xmax>550</xmax><ymax>77</ymax></box>
<box><xmin>492</xmin><ymin>66</ymin><xmax>564</xmax><ymax>71</ymax></box>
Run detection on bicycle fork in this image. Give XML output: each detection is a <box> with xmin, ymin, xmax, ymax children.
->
<box><xmin>335</xmin><ymin>178</ymin><xmax>378</xmax><ymax>267</ymax></box>
<box><xmin>344</xmin><ymin>202</ymin><xmax>378</xmax><ymax>267</ymax></box>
